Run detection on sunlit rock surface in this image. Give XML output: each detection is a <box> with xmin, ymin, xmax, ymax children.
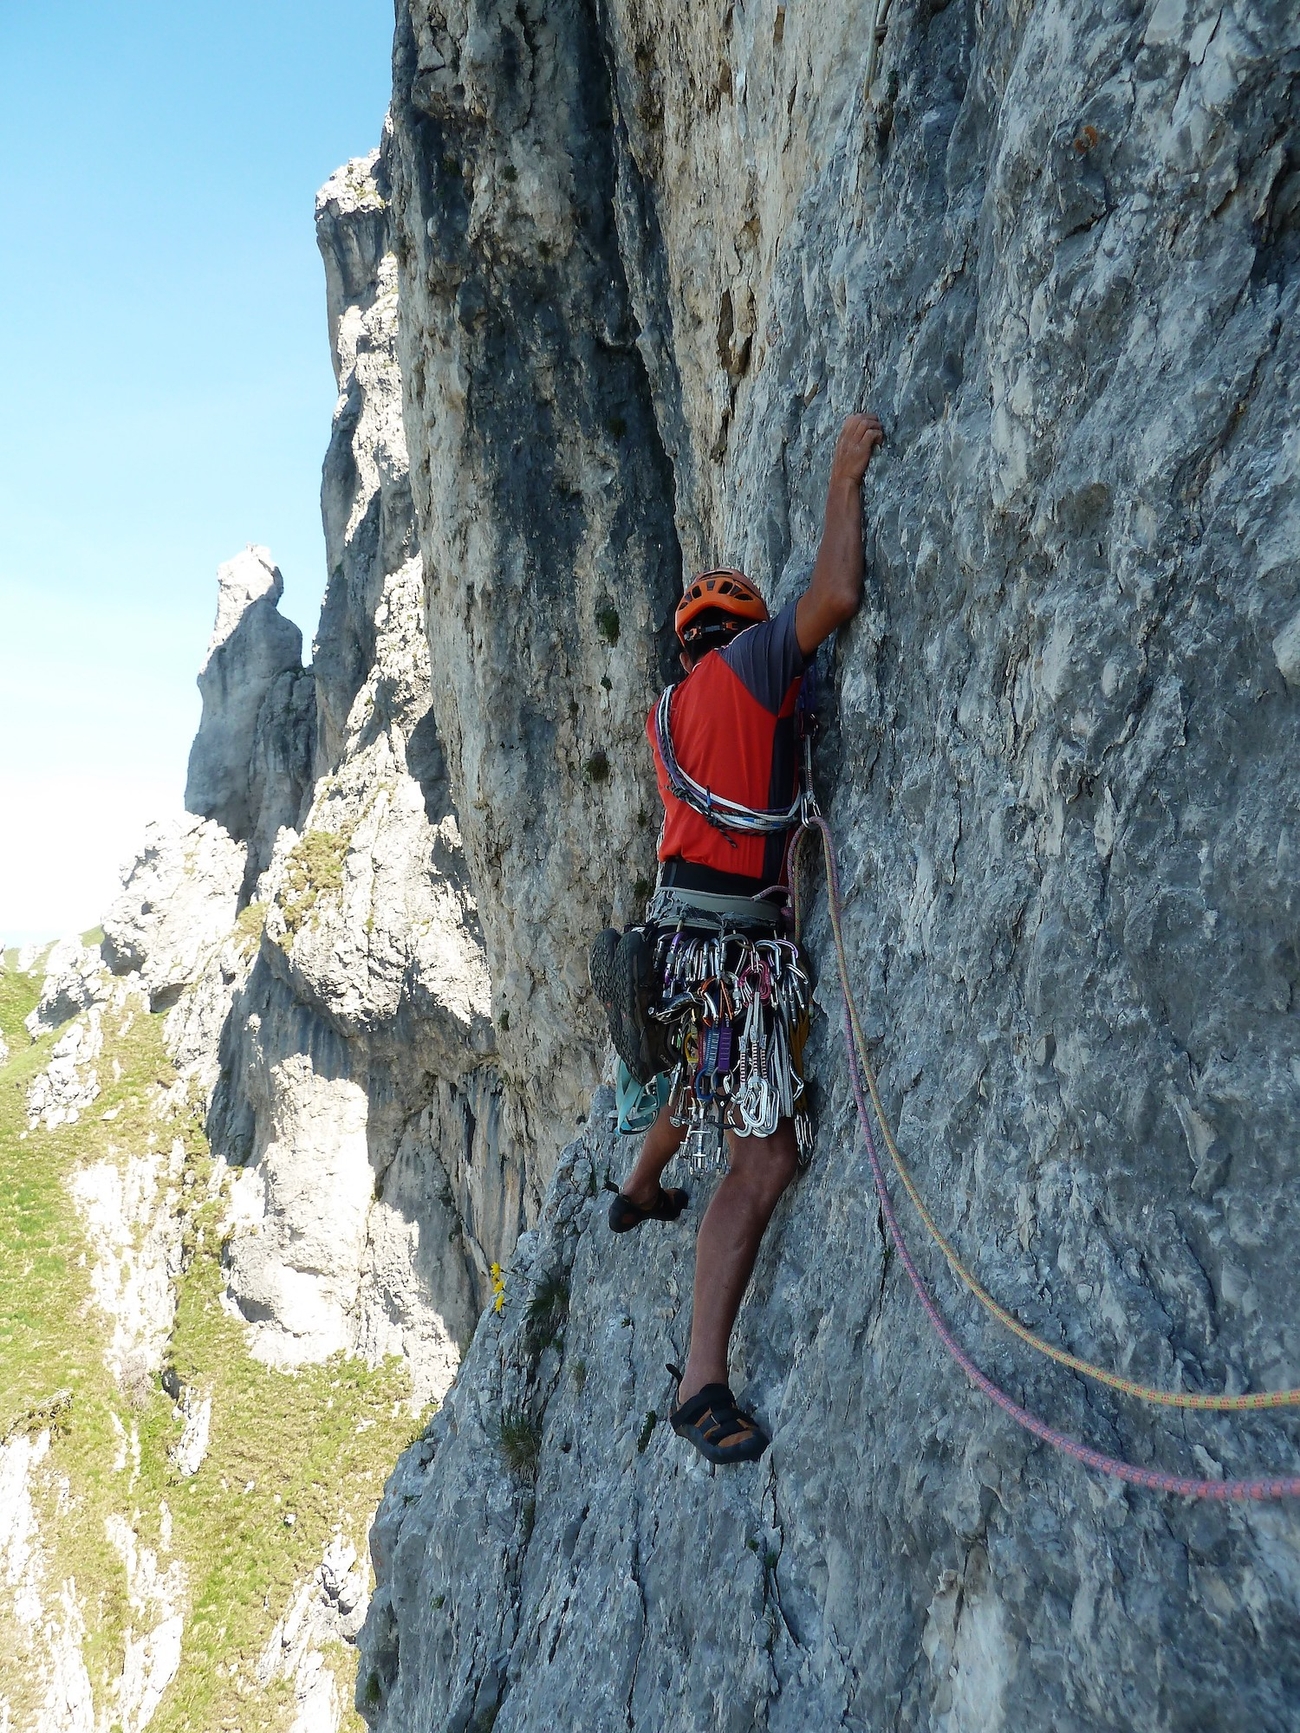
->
<box><xmin>183</xmin><ymin>544</ymin><xmax>315</xmax><ymax>890</ymax></box>
<box><xmin>13</xmin><ymin>0</ymin><xmax>1298</xmax><ymax>1723</ymax></box>
<box><xmin>355</xmin><ymin>1</ymin><xmax>1300</xmax><ymax>1729</ymax></box>
<box><xmin>102</xmin><ymin>815</ymin><xmax>246</xmax><ymax>1011</ymax></box>
<box><xmin>187</xmin><ymin>151</ymin><xmax>506</xmax><ymax>1406</ymax></box>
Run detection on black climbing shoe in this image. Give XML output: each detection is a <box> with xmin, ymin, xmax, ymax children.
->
<box><xmin>590</xmin><ymin>924</ymin><xmax>637</xmax><ymax>1071</ymax></box>
<box><xmin>611</xmin><ymin>927</ymin><xmax>660</xmax><ymax>1084</ymax></box>
<box><xmin>604</xmin><ymin>1176</ymin><xmax>689</xmax><ymax>1233</ymax></box>
<box><xmin>667</xmin><ymin>1363</ymin><xmax>769</xmax><ymax>1465</ymax></box>
<box><xmin>589</xmin><ymin>927</ymin><xmax>620</xmax><ymax>1014</ymax></box>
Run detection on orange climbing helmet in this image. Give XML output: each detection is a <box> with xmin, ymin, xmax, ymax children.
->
<box><xmin>674</xmin><ymin>568</ymin><xmax>769</xmax><ymax>649</ymax></box>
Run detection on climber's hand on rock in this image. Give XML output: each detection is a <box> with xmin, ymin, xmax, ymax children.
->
<box><xmin>796</xmin><ymin>414</ymin><xmax>881</xmax><ymax>654</ymax></box>
<box><xmin>829</xmin><ymin>414</ymin><xmax>884</xmax><ymax>489</ymax></box>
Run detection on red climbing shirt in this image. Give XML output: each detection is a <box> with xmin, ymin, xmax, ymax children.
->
<box><xmin>648</xmin><ymin>599</ymin><xmax>806</xmax><ymax>887</ymax></box>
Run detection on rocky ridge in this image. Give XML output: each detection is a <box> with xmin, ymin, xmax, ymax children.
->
<box><xmin>91</xmin><ymin>148</ymin><xmax>517</xmax><ymax>1404</ymax></box>
<box><xmin>0</xmin><ymin>137</ymin><xmax>541</xmax><ymax>1733</ymax></box>
<box><xmin>184</xmin><ymin>544</ymin><xmax>316</xmax><ymax>895</ymax></box>
<box><xmin>0</xmin><ymin>934</ymin><xmax>415</xmax><ymax>1733</ymax></box>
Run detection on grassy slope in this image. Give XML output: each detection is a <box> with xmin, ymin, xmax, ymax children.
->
<box><xmin>0</xmin><ymin>950</ymin><xmax>421</xmax><ymax>1731</ymax></box>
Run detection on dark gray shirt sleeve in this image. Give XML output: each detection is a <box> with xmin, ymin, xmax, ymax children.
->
<box><xmin>719</xmin><ymin>599</ymin><xmax>806</xmax><ymax>713</ymax></box>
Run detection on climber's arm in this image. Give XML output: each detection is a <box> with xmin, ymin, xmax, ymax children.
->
<box><xmin>794</xmin><ymin>413</ymin><xmax>884</xmax><ymax>657</ymax></box>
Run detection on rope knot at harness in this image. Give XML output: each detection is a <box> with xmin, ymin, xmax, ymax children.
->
<box><xmin>792</xmin><ymin>813</ymin><xmax>1300</xmax><ymax>1502</ymax></box>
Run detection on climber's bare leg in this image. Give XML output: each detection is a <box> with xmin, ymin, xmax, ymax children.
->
<box><xmin>621</xmin><ymin>1101</ymin><xmax>686</xmax><ymax>1210</ymax></box>
<box><xmin>678</xmin><ymin>1120</ymin><xmax>798</xmax><ymax>1429</ymax></box>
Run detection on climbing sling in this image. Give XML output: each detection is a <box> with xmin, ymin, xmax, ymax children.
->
<box><xmin>652</xmin><ymin>685</ymin><xmax>805</xmax><ymax>838</ymax></box>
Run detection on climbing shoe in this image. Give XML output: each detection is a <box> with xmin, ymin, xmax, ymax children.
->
<box><xmin>667</xmin><ymin>1363</ymin><xmax>769</xmax><ymax>1465</ymax></box>
<box><xmin>611</xmin><ymin>927</ymin><xmax>661</xmax><ymax>1085</ymax></box>
<box><xmin>604</xmin><ymin>1176</ymin><xmax>689</xmax><ymax>1232</ymax></box>
<box><xmin>589</xmin><ymin>924</ymin><xmax>664</xmax><ymax>1084</ymax></box>
<box><xmin>589</xmin><ymin>927</ymin><xmax>620</xmax><ymax>1014</ymax></box>
<box><xmin>589</xmin><ymin>924</ymin><xmax>641</xmax><ymax>1078</ymax></box>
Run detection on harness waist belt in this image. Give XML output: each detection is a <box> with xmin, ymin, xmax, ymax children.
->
<box><xmin>648</xmin><ymin>885</ymin><xmax>781</xmax><ymax>930</ymax></box>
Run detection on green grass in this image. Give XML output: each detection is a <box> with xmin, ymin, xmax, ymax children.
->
<box><xmin>497</xmin><ymin>1410</ymin><xmax>543</xmax><ymax>1482</ymax></box>
<box><xmin>0</xmin><ymin>957</ymin><xmax>416</xmax><ymax>1732</ymax></box>
<box><xmin>524</xmin><ymin>1271</ymin><xmax>569</xmax><ymax>1360</ymax></box>
<box><xmin>276</xmin><ymin>830</ymin><xmax>351</xmax><ymax>945</ymax></box>
<box><xmin>233</xmin><ymin>900</ymin><xmax>267</xmax><ymax>957</ymax></box>
<box><xmin>1</xmin><ymin>947</ymin><xmax>45</xmax><ymax>1047</ymax></box>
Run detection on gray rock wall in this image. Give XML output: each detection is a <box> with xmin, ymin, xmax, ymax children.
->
<box><xmin>199</xmin><ymin>152</ymin><xmax>519</xmax><ymax>1397</ymax></box>
<box><xmin>386</xmin><ymin>0</ymin><xmax>684</xmax><ymax>1196</ymax></box>
<box><xmin>184</xmin><ymin>544</ymin><xmax>316</xmax><ymax>887</ymax></box>
<box><xmin>358</xmin><ymin>0</ymin><xmax>1300</xmax><ymax>1727</ymax></box>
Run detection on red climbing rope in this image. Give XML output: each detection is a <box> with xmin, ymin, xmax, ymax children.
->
<box><xmin>799</xmin><ymin>813</ymin><xmax>1300</xmax><ymax>1499</ymax></box>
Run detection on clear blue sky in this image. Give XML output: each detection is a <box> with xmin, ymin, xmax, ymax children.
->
<box><xmin>0</xmin><ymin>0</ymin><xmax>394</xmax><ymax>944</ymax></box>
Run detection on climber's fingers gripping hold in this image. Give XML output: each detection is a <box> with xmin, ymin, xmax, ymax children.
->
<box><xmin>829</xmin><ymin>413</ymin><xmax>884</xmax><ymax>489</ymax></box>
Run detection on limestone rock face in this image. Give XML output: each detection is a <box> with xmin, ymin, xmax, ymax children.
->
<box><xmin>101</xmin><ymin>815</ymin><xmax>246</xmax><ymax>1010</ymax></box>
<box><xmin>26</xmin><ymin>1008</ymin><xmax>104</xmax><ymax>1131</ymax></box>
<box><xmin>70</xmin><ymin>1133</ymin><xmax>186</xmax><ymax>1394</ymax></box>
<box><xmin>313</xmin><ymin>149</ymin><xmax>419</xmax><ymax>779</ymax></box>
<box><xmin>257</xmin><ymin>1535</ymin><xmax>372</xmax><ymax>1733</ymax></box>
<box><xmin>184</xmin><ymin>544</ymin><xmax>315</xmax><ymax>884</ymax></box>
<box><xmin>24</xmin><ymin>936</ymin><xmax>110</xmax><ymax>1038</ymax></box>
<box><xmin>198</xmin><ymin>151</ymin><xmax>509</xmax><ymax>1405</ymax></box>
<box><xmin>78</xmin><ymin>151</ymin><xmax>513</xmax><ymax>1417</ymax></box>
<box><xmin>358</xmin><ymin>1</ymin><xmax>1300</xmax><ymax>1728</ymax></box>
<box><xmin>386</xmin><ymin>7</ymin><xmax>684</xmax><ymax>1191</ymax></box>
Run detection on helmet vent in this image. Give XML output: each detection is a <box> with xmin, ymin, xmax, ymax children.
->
<box><xmin>673</xmin><ymin>567</ymin><xmax>769</xmax><ymax>648</ymax></box>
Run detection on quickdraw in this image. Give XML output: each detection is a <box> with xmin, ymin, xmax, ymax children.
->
<box><xmin>650</xmin><ymin>928</ymin><xmax>813</xmax><ymax>1174</ymax></box>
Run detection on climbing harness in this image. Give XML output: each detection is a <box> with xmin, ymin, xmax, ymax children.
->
<box><xmin>610</xmin><ymin>923</ymin><xmax>812</xmax><ymax>1171</ymax></box>
<box><xmin>612</xmin><ymin>664</ymin><xmax>820</xmax><ymax>1171</ymax></box>
<box><xmin>789</xmin><ymin>808</ymin><xmax>1300</xmax><ymax>1500</ymax></box>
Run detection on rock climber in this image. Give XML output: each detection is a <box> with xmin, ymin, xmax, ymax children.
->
<box><xmin>590</xmin><ymin>411</ymin><xmax>884</xmax><ymax>1465</ymax></box>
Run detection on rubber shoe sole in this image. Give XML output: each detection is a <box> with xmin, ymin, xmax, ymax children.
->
<box><xmin>592</xmin><ymin>928</ymin><xmax>644</xmax><ymax>1074</ymax></box>
<box><xmin>589</xmin><ymin>927</ymin><xmax>619</xmax><ymax>1012</ymax></box>
<box><xmin>612</xmin><ymin>928</ymin><xmax>660</xmax><ymax>1085</ymax></box>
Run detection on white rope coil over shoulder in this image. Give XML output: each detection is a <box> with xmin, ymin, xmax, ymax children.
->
<box><xmin>653</xmin><ymin>687</ymin><xmax>802</xmax><ymax>838</ymax></box>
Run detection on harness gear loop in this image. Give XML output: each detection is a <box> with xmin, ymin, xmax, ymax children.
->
<box><xmin>793</xmin><ymin>811</ymin><xmax>1300</xmax><ymax>1500</ymax></box>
